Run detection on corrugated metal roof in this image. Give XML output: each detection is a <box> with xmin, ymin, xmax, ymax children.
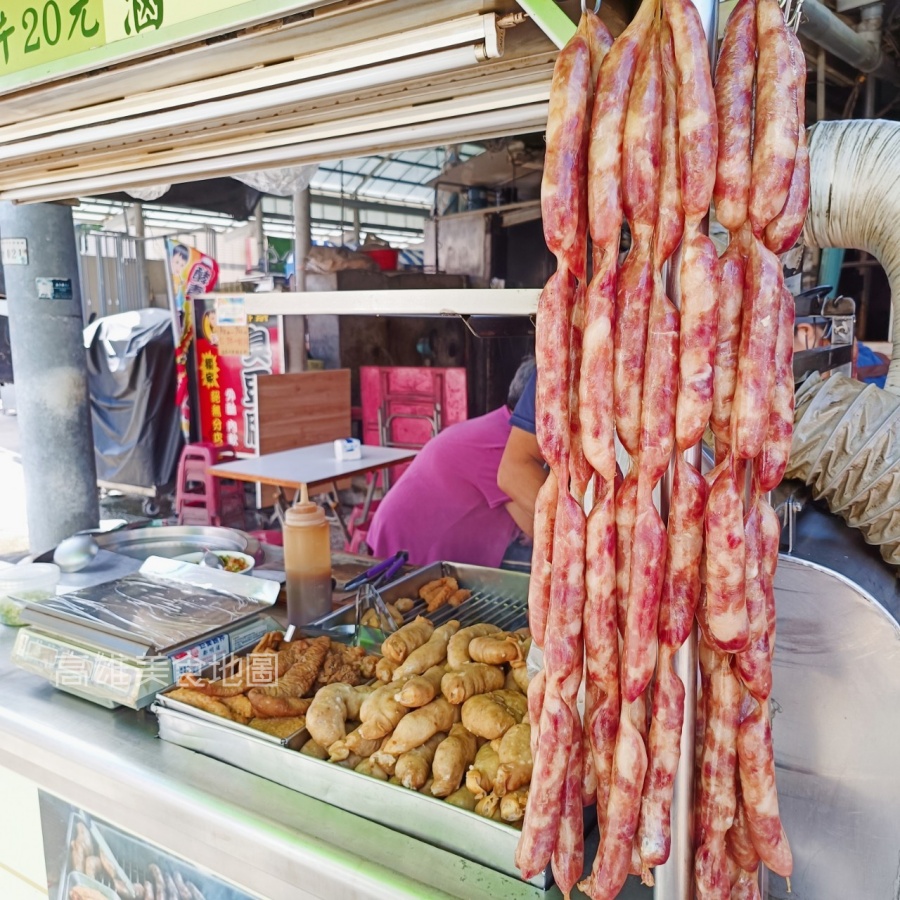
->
<box><xmin>309</xmin><ymin>145</ymin><xmax>483</xmax><ymax>207</ymax></box>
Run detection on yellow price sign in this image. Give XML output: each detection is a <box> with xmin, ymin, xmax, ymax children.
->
<box><xmin>0</xmin><ymin>0</ymin><xmax>105</xmax><ymax>73</ymax></box>
<box><xmin>0</xmin><ymin>0</ymin><xmax>299</xmax><ymax>89</ymax></box>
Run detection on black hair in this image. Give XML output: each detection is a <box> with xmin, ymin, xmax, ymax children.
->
<box><xmin>508</xmin><ymin>356</ymin><xmax>536</xmax><ymax>409</ymax></box>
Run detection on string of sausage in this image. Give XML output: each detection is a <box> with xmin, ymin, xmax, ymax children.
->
<box><xmin>579</xmin><ymin>11</ymin><xmax>619</xmax><ymax>822</ymax></box>
<box><xmin>550</xmin><ymin>15</ymin><xmax>617</xmax><ymax>893</ymax></box>
<box><xmin>632</xmin><ymin>0</ymin><xmax>719</xmax><ymax>884</ymax></box>
<box><xmin>527</xmin><ymin>14</ymin><xmax>593</xmax><ymax>654</ymax></box>
<box><xmin>577</xmin><ymin>3</ymin><xmax>658</xmax><ymax>897</ymax></box>
<box><xmin>701</xmin><ymin>0</ymin><xmax>803</xmax><ymax>889</ymax></box>
<box><xmin>579</xmin><ymin>0</ymin><xmax>648</xmax><ymax>845</ymax></box>
<box><xmin>521</xmin><ymin>0</ymin><xmax>803</xmax><ymax>889</ymax></box>
<box><xmin>518</xmin><ymin>14</ymin><xmax>598</xmax><ymax>895</ymax></box>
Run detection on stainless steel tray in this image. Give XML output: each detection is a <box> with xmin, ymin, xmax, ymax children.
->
<box><xmin>313</xmin><ymin>561</ymin><xmax>530</xmax><ymax>637</ymax></box>
<box><xmin>95</xmin><ymin>525</ymin><xmax>261</xmax><ymax>562</ymax></box>
<box><xmin>157</xmin><ymin>690</ymin><xmax>307</xmax><ymax>749</ymax></box>
<box><xmin>153</xmin><ymin>702</ymin><xmax>551</xmax><ymax>889</ymax></box>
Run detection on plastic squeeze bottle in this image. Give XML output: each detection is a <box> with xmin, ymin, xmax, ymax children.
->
<box><xmin>283</xmin><ymin>484</ymin><xmax>333</xmax><ymax>627</ymax></box>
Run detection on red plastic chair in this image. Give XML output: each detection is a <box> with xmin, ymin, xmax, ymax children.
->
<box><xmin>175</xmin><ymin>442</ymin><xmax>245</xmax><ymax>528</ymax></box>
<box><xmin>344</xmin><ymin>498</ymin><xmax>382</xmax><ymax>554</ymax></box>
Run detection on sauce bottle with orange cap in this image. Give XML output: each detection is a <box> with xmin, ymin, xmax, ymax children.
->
<box><xmin>282</xmin><ymin>484</ymin><xmax>333</xmax><ymax>627</ymax></box>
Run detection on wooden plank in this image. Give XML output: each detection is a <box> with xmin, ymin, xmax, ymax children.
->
<box><xmin>256</xmin><ymin>369</ymin><xmax>352</xmax><ymax>504</ymax></box>
<box><xmin>257</xmin><ymin>370</ymin><xmax>351</xmax><ymax>456</ymax></box>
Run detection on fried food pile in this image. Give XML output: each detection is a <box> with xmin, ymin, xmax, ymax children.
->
<box><xmin>170</xmin><ymin>632</ymin><xmax>377</xmax><ymax>731</ymax></box>
<box><xmin>418</xmin><ymin>577</ymin><xmax>471</xmax><ymax>613</ymax></box>
<box><xmin>296</xmin><ymin>616</ymin><xmax>533</xmax><ymax>826</ymax></box>
<box><xmin>358</xmin><ymin>577</ymin><xmax>472</xmax><ymax>631</ymax></box>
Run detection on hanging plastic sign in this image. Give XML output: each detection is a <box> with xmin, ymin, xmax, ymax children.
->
<box><xmin>0</xmin><ymin>0</ymin><xmax>320</xmax><ymax>95</ymax></box>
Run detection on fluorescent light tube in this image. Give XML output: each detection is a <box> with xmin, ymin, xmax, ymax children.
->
<box><xmin>0</xmin><ymin>15</ymin><xmax>501</xmax><ymax>161</ymax></box>
<box><xmin>2</xmin><ymin>102</ymin><xmax>549</xmax><ymax>203</ymax></box>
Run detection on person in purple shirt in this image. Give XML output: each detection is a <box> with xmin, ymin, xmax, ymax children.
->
<box><xmin>367</xmin><ymin>358</ymin><xmax>536</xmax><ymax>568</ymax></box>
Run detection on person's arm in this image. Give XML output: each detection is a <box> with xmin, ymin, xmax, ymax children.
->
<box><xmin>498</xmin><ymin>426</ymin><xmax>547</xmax><ymax>538</ymax></box>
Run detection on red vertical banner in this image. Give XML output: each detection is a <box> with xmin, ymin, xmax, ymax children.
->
<box><xmin>168</xmin><ymin>239</ymin><xmax>220</xmax><ymax>442</ymax></box>
<box><xmin>193</xmin><ymin>298</ymin><xmax>284</xmax><ymax>455</ymax></box>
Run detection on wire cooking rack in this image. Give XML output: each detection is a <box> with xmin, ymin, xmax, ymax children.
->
<box><xmin>382</xmin><ymin>564</ymin><xmax>529</xmax><ymax>633</ymax></box>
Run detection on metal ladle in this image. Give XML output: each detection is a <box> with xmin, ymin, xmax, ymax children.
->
<box><xmin>53</xmin><ymin>534</ymin><xmax>100</xmax><ymax>573</ymax></box>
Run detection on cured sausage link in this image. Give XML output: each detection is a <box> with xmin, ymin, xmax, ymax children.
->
<box><xmin>517</xmin><ymin>495</ymin><xmax>586</xmax><ymax>878</ymax></box>
<box><xmin>622</xmin><ymin>494</ymin><xmax>667</xmax><ymax>702</ymax></box>
<box><xmin>528</xmin><ymin>470</ymin><xmax>558</xmax><ymax>648</ymax></box>
<box><xmin>579</xmin><ymin>698</ymin><xmax>649</xmax><ymax>900</ymax></box>
<box><xmin>583</xmin><ymin>481</ymin><xmax>621</xmax><ymax>825</ymax></box>
<box><xmin>569</xmin><ymin>281</ymin><xmax>593</xmax><ymax>500</ymax></box>
<box><xmin>581</xmin><ymin>252</ymin><xmax>618</xmax><ymax>483</ymax></box>
<box><xmin>735</xmin><ymin>500</ymin><xmax>773</xmax><ymax>700</ymax></box>
<box><xmin>737</xmin><ymin>698</ymin><xmax>793</xmax><ymax>876</ymax></box>
<box><xmin>713</xmin><ymin>0</ymin><xmax>757</xmax><ymax>233</ymax></box>
<box><xmin>732</xmin><ymin>235</ymin><xmax>781</xmax><ymax>460</ymax></box>
<box><xmin>659</xmin><ymin>453</ymin><xmax>708</xmax><ymax>649</ymax></box>
<box><xmin>637</xmin><ymin>643</ymin><xmax>685</xmax><ymax>878</ymax></box>
<box><xmin>542</xmin><ymin>30</ymin><xmax>592</xmax><ymax>276</ymax></box>
<box><xmin>727</xmin><ymin>789</ymin><xmax>762</xmax><ymax>872</ymax></box>
<box><xmin>588</xmin><ymin>0</ymin><xmax>655</xmax><ymax>250</ymax></box>
<box><xmin>614</xmin><ymin>22</ymin><xmax>662</xmax><ymax>458</ymax></box>
<box><xmin>655</xmin><ymin>15</ymin><xmax>685</xmax><ymax>269</ymax></box>
<box><xmin>639</xmin><ymin>277</ymin><xmax>680</xmax><ymax>484</ymax></box>
<box><xmin>711</xmin><ymin>237</ymin><xmax>747</xmax><ymax>446</ymax></box>
<box><xmin>757</xmin><ymin>495</ymin><xmax>781</xmax><ymax>656</ymax></box>
<box><xmin>694</xmin><ymin>646</ymin><xmax>742</xmax><ymax>898</ymax></box>
<box><xmin>616</xmin><ymin>468</ymin><xmax>639</xmax><ymax>635</ymax></box>
<box><xmin>757</xmin><ymin>286</ymin><xmax>795</xmax><ymax>492</ymax></box>
<box><xmin>675</xmin><ymin>223</ymin><xmax>720</xmax><ymax>450</ymax></box>
<box><xmin>664</xmin><ymin>0</ymin><xmax>718</xmax><ymax>222</ymax></box>
<box><xmin>749</xmin><ymin>0</ymin><xmax>799</xmax><ymax>234</ymax></box>
<box><xmin>704</xmin><ymin>458</ymin><xmax>750</xmax><ymax>653</ymax></box>
<box><xmin>614</xmin><ymin>245</ymin><xmax>655</xmax><ymax>457</ymax></box>
<box><xmin>552</xmin><ymin>728</ymin><xmax>586</xmax><ymax>895</ymax></box>
<box><xmin>536</xmin><ymin>269</ymin><xmax>577</xmax><ymax>474</ymax></box>
<box><xmin>763</xmin><ymin>27</ymin><xmax>809</xmax><ymax>254</ymax></box>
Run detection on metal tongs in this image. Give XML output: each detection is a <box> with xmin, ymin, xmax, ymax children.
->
<box><xmin>344</xmin><ymin>551</ymin><xmax>408</xmax><ymax>643</ymax></box>
<box><xmin>343</xmin><ymin>550</ymin><xmax>408</xmax><ymax>592</ymax></box>
<box><xmin>353</xmin><ymin>583</ymin><xmax>400</xmax><ymax>640</ymax></box>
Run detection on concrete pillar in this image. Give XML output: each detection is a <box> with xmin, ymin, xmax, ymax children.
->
<box><xmin>284</xmin><ymin>187</ymin><xmax>310</xmax><ymax>372</ymax></box>
<box><xmin>293</xmin><ymin>187</ymin><xmax>311</xmax><ymax>293</ymax></box>
<box><xmin>0</xmin><ymin>202</ymin><xmax>99</xmax><ymax>554</ymax></box>
<box><xmin>254</xmin><ymin>202</ymin><xmax>266</xmax><ymax>272</ymax></box>
<box><xmin>128</xmin><ymin>202</ymin><xmax>150</xmax><ymax>309</ymax></box>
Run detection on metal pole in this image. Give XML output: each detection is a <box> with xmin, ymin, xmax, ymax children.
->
<box><xmin>0</xmin><ymin>201</ymin><xmax>99</xmax><ymax>554</ymax></box>
<box><xmin>131</xmin><ymin>202</ymin><xmax>150</xmax><ymax>310</ymax></box>
<box><xmin>96</xmin><ymin>233</ymin><xmax>107</xmax><ymax>319</ymax></box>
<box><xmin>655</xmin><ymin>0</ymin><xmax>717</xmax><ymax>895</ymax></box>
<box><xmin>254</xmin><ymin>202</ymin><xmax>266</xmax><ymax>272</ymax></box>
<box><xmin>292</xmin><ymin>186</ymin><xmax>310</xmax><ymax>370</ymax></box>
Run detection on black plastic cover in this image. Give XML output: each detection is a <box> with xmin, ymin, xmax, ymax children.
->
<box><xmin>84</xmin><ymin>309</ymin><xmax>182</xmax><ymax>489</ymax></box>
<box><xmin>0</xmin><ymin>313</ymin><xmax>12</xmax><ymax>383</ymax></box>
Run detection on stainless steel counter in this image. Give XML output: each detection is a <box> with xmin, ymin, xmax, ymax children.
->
<box><xmin>5</xmin><ymin>550</ymin><xmax>900</xmax><ymax>898</ymax></box>
<box><xmin>0</xmin><ymin>627</ymin><xmax>545</xmax><ymax>900</ymax></box>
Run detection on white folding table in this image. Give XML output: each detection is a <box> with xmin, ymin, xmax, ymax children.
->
<box><xmin>208</xmin><ymin>442</ymin><xmax>418</xmax><ymax>541</ymax></box>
